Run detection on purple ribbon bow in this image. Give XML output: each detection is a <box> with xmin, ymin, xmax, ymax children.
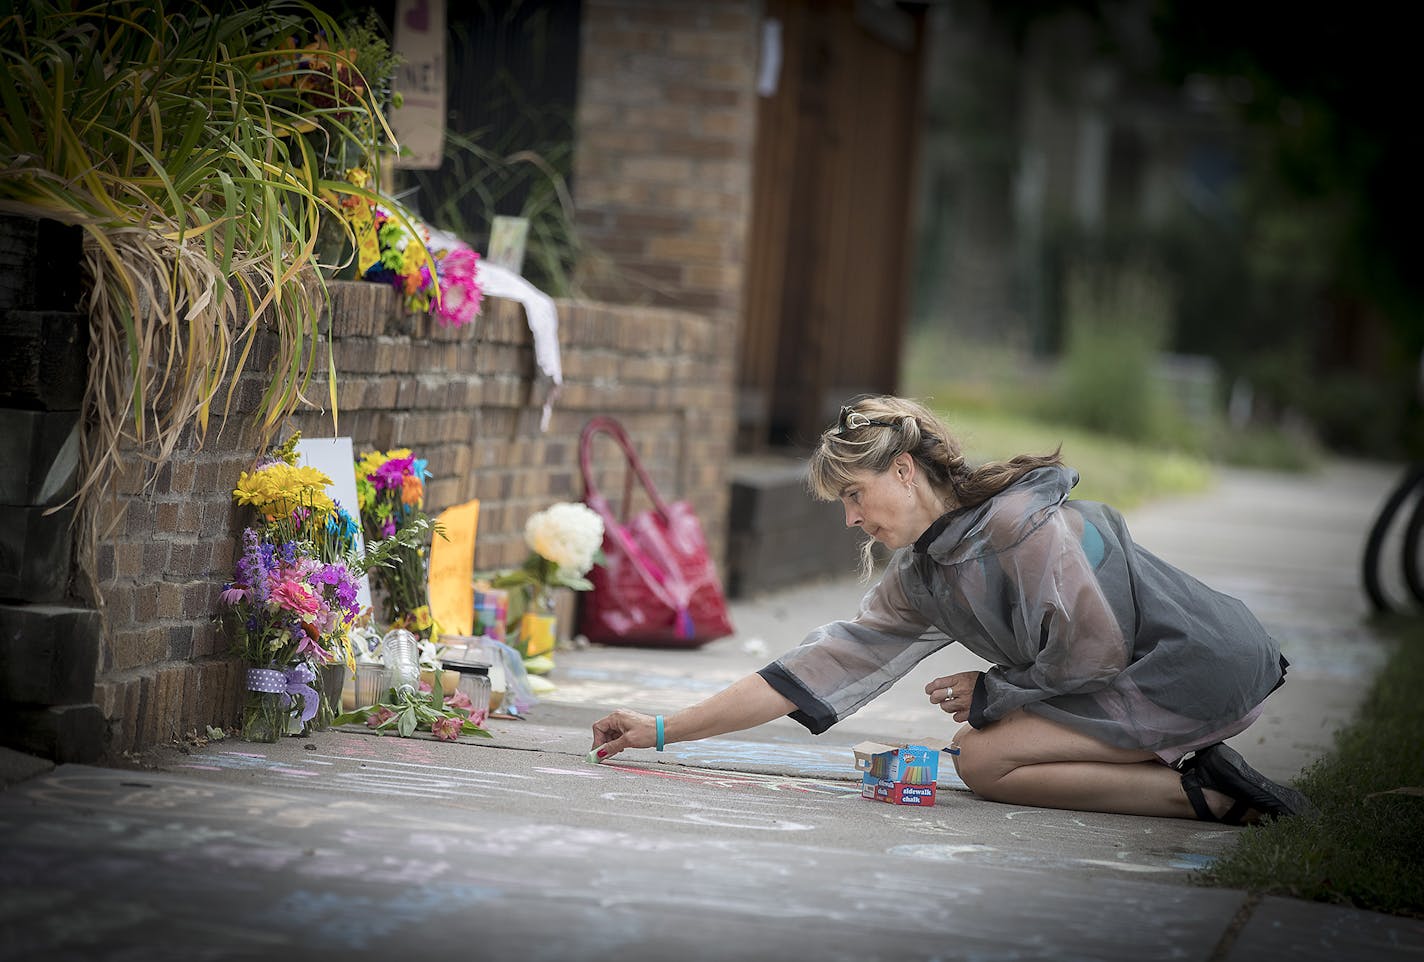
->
<box><xmin>246</xmin><ymin>663</ymin><xmax>321</xmax><ymax>724</ymax></box>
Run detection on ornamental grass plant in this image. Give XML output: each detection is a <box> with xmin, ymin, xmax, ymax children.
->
<box><xmin>0</xmin><ymin>0</ymin><xmax>398</xmax><ymax>578</ymax></box>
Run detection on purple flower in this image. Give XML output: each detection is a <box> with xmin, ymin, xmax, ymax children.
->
<box><xmin>370</xmin><ymin>456</ymin><xmax>415</xmax><ymax>492</ymax></box>
<box><xmin>236</xmin><ymin>528</ymin><xmax>277</xmax><ymax>606</ymax></box>
<box><xmin>334</xmin><ymin>580</ymin><xmax>359</xmax><ymax>610</ymax></box>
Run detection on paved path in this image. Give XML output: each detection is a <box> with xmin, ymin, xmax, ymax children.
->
<box><xmin>3</xmin><ymin>460</ymin><xmax>1422</xmax><ymax>961</ymax></box>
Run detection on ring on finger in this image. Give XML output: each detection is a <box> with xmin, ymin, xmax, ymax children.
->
<box><xmin>946</xmin><ymin>687</ymin><xmax>954</xmax><ymax>701</ymax></box>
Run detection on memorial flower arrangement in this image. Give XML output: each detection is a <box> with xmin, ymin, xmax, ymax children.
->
<box><xmin>223</xmin><ymin>528</ymin><xmax>364</xmax><ymax>741</ymax></box>
<box><xmin>433</xmin><ymin>245</ymin><xmax>484</xmax><ymax>328</ymax></box>
<box><xmin>224</xmin><ymin>435</ymin><xmax>438</xmax><ymax>741</ymax></box>
<box><xmin>355</xmin><ymin>448</ymin><xmax>439</xmax><ymax>639</ymax></box>
<box><xmin>490</xmin><ymin>502</ymin><xmax>604</xmax><ymax>660</ymax></box>
<box><xmin>365</xmin><ymin>205</ymin><xmax>439</xmax><ymax>312</ymax></box>
<box><xmin>334</xmin><ymin>669</ymin><xmax>491</xmax><ymax>741</ymax></box>
<box><xmin>224</xmin><ymin>438</ymin><xmax>362</xmax><ymax>740</ymax></box>
<box><xmin>319</xmin><ymin>170</ymin><xmax>485</xmax><ymax>325</ymax></box>
<box><xmin>333</xmin><ymin>630</ymin><xmax>490</xmax><ymax>741</ymax></box>
<box><xmin>521</xmin><ymin>502</ymin><xmax>606</xmax><ymax>591</ymax></box>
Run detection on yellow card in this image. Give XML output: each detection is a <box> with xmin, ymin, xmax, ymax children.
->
<box><xmin>427</xmin><ymin>499</ymin><xmax>480</xmax><ymax>636</ymax></box>
<box><xmin>356</xmin><ymin>220</ymin><xmax>382</xmax><ymax>274</ymax></box>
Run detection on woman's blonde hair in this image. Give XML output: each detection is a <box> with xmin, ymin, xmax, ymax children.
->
<box><xmin>807</xmin><ymin>395</ymin><xmax>1063</xmax><ymax>575</ymax></box>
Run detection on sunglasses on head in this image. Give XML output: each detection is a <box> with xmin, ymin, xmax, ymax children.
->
<box><xmin>836</xmin><ymin>405</ymin><xmax>897</xmax><ymax>434</ymax></box>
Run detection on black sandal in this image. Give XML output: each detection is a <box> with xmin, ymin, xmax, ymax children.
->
<box><xmin>1179</xmin><ymin>743</ymin><xmax>1318</xmax><ymax>824</ymax></box>
<box><xmin>1180</xmin><ymin>756</ymin><xmax>1255</xmax><ymax>824</ymax></box>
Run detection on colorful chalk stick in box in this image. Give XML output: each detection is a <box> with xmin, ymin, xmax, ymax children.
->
<box><xmin>851</xmin><ymin>739</ymin><xmax>955</xmax><ymax>806</ymax></box>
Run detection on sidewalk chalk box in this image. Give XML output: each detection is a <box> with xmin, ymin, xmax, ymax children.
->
<box><xmin>852</xmin><ymin>739</ymin><xmax>951</xmax><ymax>807</ymax></box>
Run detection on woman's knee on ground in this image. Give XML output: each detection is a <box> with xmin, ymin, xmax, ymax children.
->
<box><xmin>950</xmin><ymin>725</ymin><xmax>1011</xmax><ymax>797</ymax></box>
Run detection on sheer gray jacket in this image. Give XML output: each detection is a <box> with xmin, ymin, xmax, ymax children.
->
<box><xmin>758</xmin><ymin>466</ymin><xmax>1286</xmax><ymax>752</ymax></box>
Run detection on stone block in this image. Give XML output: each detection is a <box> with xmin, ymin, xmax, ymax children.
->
<box><xmin>0</xmin><ymin>310</ymin><xmax>87</xmax><ymax>410</ymax></box>
<box><xmin>0</xmin><ymin>215</ymin><xmax>83</xmax><ymax>312</ymax></box>
<box><xmin>0</xmin><ymin>703</ymin><xmax>106</xmax><ymax>763</ymax></box>
<box><xmin>724</xmin><ymin>458</ymin><xmax>864</xmax><ymax>597</ymax></box>
<box><xmin>0</xmin><ymin>504</ymin><xmax>74</xmax><ymax>602</ymax></box>
<box><xmin>0</xmin><ymin>603</ymin><xmax>100</xmax><ymax>705</ymax></box>
<box><xmin>0</xmin><ymin>410</ymin><xmax>80</xmax><ymax>506</ymax></box>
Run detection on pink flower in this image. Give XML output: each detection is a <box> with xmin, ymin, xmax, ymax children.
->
<box><xmin>366</xmin><ymin>706</ymin><xmax>395</xmax><ymax>728</ymax></box>
<box><xmin>466</xmin><ymin>708</ymin><xmax>487</xmax><ymax>728</ymax></box>
<box><xmin>432</xmin><ymin>716</ymin><xmax>463</xmax><ymax>741</ymax></box>
<box><xmin>270</xmin><ymin>580</ymin><xmax>321</xmax><ymax>617</ymax></box>
<box><xmin>435</xmin><ymin>248</ymin><xmax>482</xmax><ymax>328</ymax></box>
<box><xmin>295</xmin><ymin>634</ymin><xmax>328</xmax><ymax>662</ymax></box>
<box><xmin>220</xmin><ymin>586</ymin><xmax>249</xmax><ymax>605</ymax></box>
<box><xmin>447</xmin><ymin>689</ymin><xmax>473</xmax><ymax>712</ymax></box>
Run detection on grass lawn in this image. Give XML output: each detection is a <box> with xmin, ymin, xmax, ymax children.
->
<box><xmin>1194</xmin><ymin>622</ymin><xmax>1424</xmax><ymax>918</ymax></box>
<box><xmin>937</xmin><ymin>406</ymin><xmax>1213</xmax><ymax>509</ymax></box>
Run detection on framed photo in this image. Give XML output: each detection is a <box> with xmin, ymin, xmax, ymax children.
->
<box><xmin>487</xmin><ymin>216</ymin><xmax>529</xmax><ymax>274</ymax></box>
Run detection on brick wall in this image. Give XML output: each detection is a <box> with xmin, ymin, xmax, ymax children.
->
<box><xmin>91</xmin><ymin>281</ymin><xmax>736</xmax><ymax>755</ymax></box>
<box><xmin>573</xmin><ymin>0</ymin><xmax>759</xmax><ymax>318</ymax></box>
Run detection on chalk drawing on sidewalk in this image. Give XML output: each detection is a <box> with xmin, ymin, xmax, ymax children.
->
<box><xmin>599</xmin><ymin>761</ymin><xmax>860</xmax><ymax>798</ymax></box>
<box><xmin>532</xmin><ymin>766</ymin><xmax>609</xmax><ymax>778</ymax></box>
<box><xmin>872</xmin><ymin>810</ymin><xmax>981</xmax><ymax>837</ymax></box>
<box><xmin>661</xmin><ymin>738</ymin><xmax>858</xmax><ymax>777</ymax></box>
<box><xmin>591</xmin><ymin>789</ymin><xmax>819</xmax><ymax>832</ymax></box>
<box><xmin>264</xmin><ymin>885</ymin><xmax>502</xmax><ymax>950</ymax></box>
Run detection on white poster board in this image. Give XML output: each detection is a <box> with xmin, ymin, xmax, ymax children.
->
<box><xmin>296</xmin><ymin>437</ymin><xmax>373</xmax><ymax>616</ymax></box>
<box><xmin>391</xmin><ymin>0</ymin><xmax>447</xmax><ymax>170</ymax></box>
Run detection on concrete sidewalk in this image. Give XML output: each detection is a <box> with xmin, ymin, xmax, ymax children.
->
<box><xmin>2</xmin><ymin>460</ymin><xmax>1422</xmax><ymax>962</ymax></box>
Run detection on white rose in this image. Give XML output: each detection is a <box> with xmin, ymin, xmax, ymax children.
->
<box><xmin>525</xmin><ymin>502</ymin><xmax>605</xmax><ymax>577</ymax></box>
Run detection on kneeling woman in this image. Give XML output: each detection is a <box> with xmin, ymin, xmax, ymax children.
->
<box><xmin>590</xmin><ymin>396</ymin><xmax>1314</xmax><ymax>824</ymax></box>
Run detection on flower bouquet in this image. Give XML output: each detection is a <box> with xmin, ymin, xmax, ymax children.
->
<box><xmin>222</xmin><ymin>530</ymin><xmax>362</xmax><ymax>740</ymax></box>
<box><xmin>355</xmin><ymin>448</ymin><xmax>439</xmax><ymax>639</ymax></box>
<box><xmin>432</xmin><ymin>244</ymin><xmax>483</xmax><ymax>328</ymax></box>
<box><xmin>225</xmin><ymin>436</ymin><xmax>365</xmax><ymax>739</ymax></box>
<box><xmin>365</xmin><ymin>205</ymin><xmax>439</xmax><ymax>311</ymax></box>
<box><xmin>223</xmin><ymin>435</ymin><xmax>441</xmax><ymax>740</ymax></box>
<box><xmin>333</xmin><ymin>630</ymin><xmax>491</xmax><ymax>741</ymax></box>
<box><xmin>488</xmin><ymin>502</ymin><xmax>604</xmax><ymax>664</ymax></box>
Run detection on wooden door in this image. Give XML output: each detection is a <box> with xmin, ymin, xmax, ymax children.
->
<box><xmin>739</xmin><ymin>0</ymin><xmax>925</xmax><ymax>448</ymax></box>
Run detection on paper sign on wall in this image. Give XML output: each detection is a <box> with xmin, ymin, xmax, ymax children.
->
<box><xmin>296</xmin><ymin>437</ymin><xmax>373</xmax><ymax>616</ymax></box>
<box><xmin>427</xmin><ymin>499</ymin><xmax>480</xmax><ymax>636</ymax></box>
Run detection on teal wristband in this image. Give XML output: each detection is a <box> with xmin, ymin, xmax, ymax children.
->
<box><xmin>655</xmin><ymin>715</ymin><xmax>665</xmax><ymax>752</ymax></box>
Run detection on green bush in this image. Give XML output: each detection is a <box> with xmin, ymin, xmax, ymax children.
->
<box><xmin>1038</xmin><ymin>261</ymin><xmax>1207</xmax><ymax>451</ymax></box>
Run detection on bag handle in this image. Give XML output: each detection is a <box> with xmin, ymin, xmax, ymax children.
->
<box><xmin>579</xmin><ymin>415</ymin><xmax>672</xmax><ymax>523</ymax></box>
<box><xmin>579</xmin><ymin>416</ymin><xmax>694</xmax><ymax>621</ymax></box>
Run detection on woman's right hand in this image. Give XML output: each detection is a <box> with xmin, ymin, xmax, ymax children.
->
<box><xmin>591</xmin><ymin>708</ymin><xmax>658</xmax><ymax>760</ymax></box>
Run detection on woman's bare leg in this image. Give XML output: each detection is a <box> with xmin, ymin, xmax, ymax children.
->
<box><xmin>951</xmin><ymin>709</ymin><xmax>1236</xmax><ymax>820</ymax></box>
